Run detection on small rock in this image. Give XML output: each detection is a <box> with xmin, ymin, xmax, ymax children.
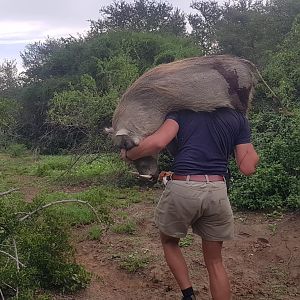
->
<box><xmin>257</xmin><ymin>237</ymin><xmax>269</xmax><ymax>244</ymax></box>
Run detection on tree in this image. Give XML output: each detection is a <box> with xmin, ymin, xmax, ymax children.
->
<box><xmin>21</xmin><ymin>38</ymin><xmax>61</xmax><ymax>81</ymax></box>
<box><xmin>20</xmin><ymin>37</ymin><xmax>84</xmax><ymax>82</ymax></box>
<box><xmin>189</xmin><ymin>0</ymin><xmax>300</xmax><ymax>65</ymax></box>
<box><xmin>89</xmin><ymin>0</ymin><xmax>186</xmax><ymax>36</ymax></box>
<box><xmin>188</xmin><ymin>0</ymin><xmax>222</xmax><ymax>54</ymax></box>
<box><xmin>0</xmin><ymin>97</ymin><xmax>21</xmax><ymax>146</ymax></box>
<box><xmin>0</xmin><ymin>59</ymin><xmax>20</xmax><ymax>98</ymax></box>
<box><xmin>263</xmin><ymin>14</ymin><xmax>300</xmax><ymax>108</ymax></box>
<box><xmin>216</xmin><ymin>0</ymin><xmax>300</xmax><ymax>65</ymax></box>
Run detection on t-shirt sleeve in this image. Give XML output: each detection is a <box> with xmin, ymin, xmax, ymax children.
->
<box><xmin>235</xmin><ymin>116</ymin><xmax>251</xmax><ymax>145</ymax></box>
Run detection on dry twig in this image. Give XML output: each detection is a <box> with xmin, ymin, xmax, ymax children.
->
<box><xmin>0</xmin><ymin>250</ymin><xmax>25</xmax><ymax>267</ymax></box>
<box><xmin>0</xmin><ymin>288</ymin><xmax>5</xmax><ymax>300</ymax></box>
<box><xmin>0</xmin><ymin>188</ymin><xmax>19</xmax><ymax>197</ymax></box>
<box><xmin>19</xmin><ymin>199</ymin><xmax>101</xmax><ymax>223</ymax></box>
<box><xmin>4</xmin><ymin>240</ymin><xmax>20</xmax><ymax>299</ymax></box>
<box><xmin>13</xmin><ymin>239</ymin><xmax>20</xmax><ymax>273</ymax></box>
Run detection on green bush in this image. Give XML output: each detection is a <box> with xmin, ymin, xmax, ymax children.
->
<box><xmin>112</xmin><ymin>220</ymin><xmax>136</xmax><ymax>234</ymax></box>
<box><xmin>88</xmin><ymin>225</ymin><xmax>103</xmax><ymax>240</ymax></box>
<box><xmin>0</xmin><ymin>97</ymin><xmax>22</xmax><ymax>148</ymax></box>
<box><xmin>6</xmin><ymin>143</ymin><xmax>28</xmax><ymax>157</ymax></box>
<box><xmin>120</xmin><ymin>252</ymin><xmax>149</xmax><ymax>273</ymax></box>
<box><xmin>230</xmin><ymin>163</ymin><xmax>294</xmax><ymax>210</ymax></box>
<box><xmin>33</xmin><ymin>155</ymin><xmax>71</xmax><ymax>177</ymax></box>
<box><xmin>0</xmin><ymin>195</ymin><xmax>91</xmax><ymax>298</ymax></box>
<box><xmin>229</xmin><ymin>108</ymin><xmax>300</xmax><ymax>210</ymax></box>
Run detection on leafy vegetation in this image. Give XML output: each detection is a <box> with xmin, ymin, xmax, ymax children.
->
<box><xmin>112</xmin><ymin>220</ymin><xmax>137</xmax><ymax>234</ymax></box>
<box><xmin>0</xmin><ymin>194</ymin><xmax>91</xmax><ymax>298</ymax></box>
<box><xmin>0</xmin><ymin>152</ymin><xmax>155</xmax><ymax>298</ymax></box>
<box><xmin>120</xmin><ymin>252</ymin><xmax>149</xmax><ymax>273</ymax></box>
<box><xmin>179</xmin><ymin>234</ymin><xmax>194</xmax><ymax>248</ymax></box>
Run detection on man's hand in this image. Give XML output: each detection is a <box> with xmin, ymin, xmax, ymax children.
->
<box><xmin>120</xmin><ymin>148</ymin><xmax>132</xmax><ymax>163</ymax></box>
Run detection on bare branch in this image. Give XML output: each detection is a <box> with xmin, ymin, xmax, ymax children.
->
<box><xmin>0</xmin><ymin>250</ymin><xmax>26</xmax><ymax>267</ymax></box>
<box><xmin>2</xmin><ymin>282</ymin><xmax>16</xmax><ymax>292</ymax></box>
<box><xmin>12</xmin><ymin>239</ymin><xmax>20</xmax><ymax>298</ymax></box>
<box><xmin>19</xmin><ymin>199</ymin><xmax>101</xmax><ymax>223</ymax></box>
<box><xmin>0</xmin><ymin>288</ymin><xmax>5</xmax><ymax>300</ymax></box>
<box><xmin>12</xmin><ymin>239</ymin><xmax>20</xmax><ymax>271</ymax></box>
<box><xmin>0</xmin><ymin>188</ymin><xmax>19</xmax><ymax>197</ymax></box>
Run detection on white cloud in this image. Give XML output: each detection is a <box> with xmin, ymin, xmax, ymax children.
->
<box><xmin>0</xmin><ymin>21</ymin><xmax>44</xmax><ymax>45</ymax></box>
<box><xmin>0</xmin><ymin>20</ymin><xmax>86</xmax><ymax>45</ymax></box>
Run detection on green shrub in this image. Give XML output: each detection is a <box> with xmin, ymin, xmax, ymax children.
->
<box><xmin>0</xmin><ymin>195</ymin><xmax>91</xmax><ymax>298</ymax></box>
<box><xmin>158</xmin><ymin>150</ymin><xmax>174</xmax><ymax>172</ymax></box>
<box><xmin>229</xmin><ymin>163</ymin><xmax>296</xmax><ymax>210</ymax></box>
<box><xmin>88</xmin><ymin>225</ymin><xmax>103</xmax><ymax>240</ymax></box>
<box><xmin>120</xmin><ymin>252</ymin><xmax>149</xmax><ymax>273</ymax></box>
<box><xmin>179</xmin><ymin>234</ymin><xmax>194</xmax><ymax>247</ymax></box>
<box><xmin>32</xmin><ymin>155</ymin><xmax>72</xmax><ymax>177</ymax></box>
<box><xmin>228</xmin><ymin>108</ymin><xmax>300</xmax><ymax>211</ymax></box>
<box><xmin>112</xmin><ymin>220</ymin><xmax>136</xmax><ymax>234</ymax></box>
<box><xmin>6</xmin><ymin>143</ymin><xmax>28</xmax><ymax>157</ymax></box>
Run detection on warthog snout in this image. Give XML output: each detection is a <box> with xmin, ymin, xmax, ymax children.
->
<box><xmin>132</xmin><ymin>156</ymin><xmax>159</xmax><ymax>180</ymax></box>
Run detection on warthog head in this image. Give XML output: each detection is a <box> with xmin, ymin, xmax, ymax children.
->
<box><xmin>105</xmin><ymin>127</ymin><xmax>159</xmax><ymax>180</ymax></box>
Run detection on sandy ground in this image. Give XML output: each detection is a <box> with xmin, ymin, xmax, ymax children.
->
<box><xmin>53</xmin><ymin>194</ymin><xmax>300</xmax><ymax>300</ymax></box>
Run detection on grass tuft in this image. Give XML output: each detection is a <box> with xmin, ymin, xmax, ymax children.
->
<box><xmin>120</xmin><ymin>252</ymin><xmax>149</xmax><ymax>273</ymax></box>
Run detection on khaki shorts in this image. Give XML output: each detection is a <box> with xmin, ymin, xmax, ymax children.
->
<box><xmin>154</xmin><ymin>180</ymin><xmax>234</xmax><ymax>241</ymax></box>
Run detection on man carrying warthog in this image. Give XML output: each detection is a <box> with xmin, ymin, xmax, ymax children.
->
<box><xmin>121</xmin><ymin>107</ymin><xmax>259</xmax><ymax>300</ymax></box>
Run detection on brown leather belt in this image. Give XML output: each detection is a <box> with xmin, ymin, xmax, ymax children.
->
<box><xmin>172</xmin><ymin>174</ymin><xmax>225</xmax><ymax>182</ymax></box>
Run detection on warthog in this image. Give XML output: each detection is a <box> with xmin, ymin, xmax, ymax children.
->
<box><xmin>106</xmin><ymin>55</ymin><xmax>266</xmax><ymax>179</ymax></box>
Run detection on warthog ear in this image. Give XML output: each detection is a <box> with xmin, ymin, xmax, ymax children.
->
<box><xmin>115</xmin><ymin>128</ymin><xmax>129</xmax><ymax>136</ymax></box>
<box><xmin>104</xmin><ymin>127</ymin><xmax>115</xmax><ymax>135</ymax></box>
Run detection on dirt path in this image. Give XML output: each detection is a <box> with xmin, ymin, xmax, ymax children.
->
<box><xmin>54</xmin><ymin>197</ymin><xmax>300</xmax><ymax>300</ymax></box>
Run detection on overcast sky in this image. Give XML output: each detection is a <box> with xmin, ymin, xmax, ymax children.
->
<box><xmin>0</xmin><ymin>0</ymin><xmax>223</xmax><ymax>69</ymax></box>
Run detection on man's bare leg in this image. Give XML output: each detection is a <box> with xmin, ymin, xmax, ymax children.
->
<box><xmin>160</xmin><ymin>231</ymin><xmax>192</xmax><ymax>290</ymax></box>
<box><xmin>202</xmin><ymin>240</ymin><xmax>231</xmax><ymax>300</ymax></box>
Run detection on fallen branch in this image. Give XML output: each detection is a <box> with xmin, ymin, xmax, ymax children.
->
<box><xmin>0</xmin><ymin>188</ymin><xmax>19</xmax><ymax>197</ymax></box>
<box><xmin>0</xmin><ymin>250</ymin><xmax>25</xmax><ymax>268</ymax></box>
<box><xmin>12</xmin><ymin>239</ymin><xmax>20</xmax><ymax>271</ymax></box>
<box><xmin>0</xmin><ymin>288</ymin><xmax>4</xmax><ymax>300</ymax></box>
<box><xmin>13</xmin><ymin>239</ymin><xmax>20</xmax><ymax>299</ymax></box>
<box><xmin>19</xmin><ymin>199</ymin><xmax>101</xmax><ymax>224</ymax></box>
<box><xmin>2</xmin><ymin>283</ymin><xmax>16</xmax><ymax>292</ymax></box>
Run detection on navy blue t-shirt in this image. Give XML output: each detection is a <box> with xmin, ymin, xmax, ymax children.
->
<box><xmin>166</xmin><ymin>108</ymin><xmax>251</xmax><ymax>176</ymax></box>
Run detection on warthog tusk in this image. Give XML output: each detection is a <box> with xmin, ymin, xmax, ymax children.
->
<box><xmin>129</xmin><ymin>171</ymin><xmax>153</xmax><ymax>180</ymax></box>
<box><xmin>129</xmin><ymin>171</ymin><xmax>140</xmax><ymax>175</ymax></box>
<box><xmin>139</xmin><ymin>174</ymin><xmax>153</xmax><ymax>179</ymax></box>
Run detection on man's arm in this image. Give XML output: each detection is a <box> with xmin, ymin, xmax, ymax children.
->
<box><xmin>123</xmin><ymin>119</ymin><xmax>179</xmax><ymax>161</ymax></box>
<box><xmin>235</xmin><ymin>143</ymin><xmax>259</xmax><ymax>176</ymax></box>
